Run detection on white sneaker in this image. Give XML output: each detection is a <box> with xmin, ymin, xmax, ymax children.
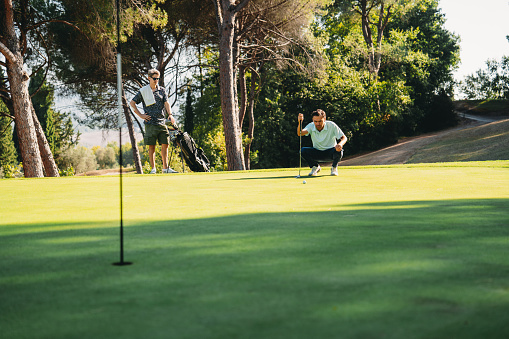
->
<box><xmin>150</xmin><ymin>168</ymin><xmax>157</xmax><ymax>174</ymax></box>
<box><xmin>163</xmin><ymin>167</ymin><xmax>178</xmax><ymax>173</ymax></box>
<box><xmin>331</xmin><ymin>167</ymin><xmax>338</xmax><ymax>176</ymax></box>
<box><xmin>308</xmin><ymin>165</ymin><xmax>321</xmax><ymax>176</ymax></box>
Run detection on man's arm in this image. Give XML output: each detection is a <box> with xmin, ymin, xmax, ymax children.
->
<box><xmin>130</xmin><ymin>100</ymin><xmax>151</xmax><ymax>122</ymax></box>
<box><xmin>335</xmin><ymin>135</ymin><xmax>347</xmax><ymax>151</ymax></box>
<box><xmin>297</xmin><ymin>113</ymin><xmax>309</xmax><ymax>136</ymax></box>
<box><xmin>164</xmin><ymin>101</ymin><xmax>176</xmax><ymax>125</ymax></box>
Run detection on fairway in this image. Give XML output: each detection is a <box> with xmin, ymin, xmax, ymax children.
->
<box><xmin>1</xmin><ymin>161</ymin><xmax>509</xmax><ymax>338</ymax></box>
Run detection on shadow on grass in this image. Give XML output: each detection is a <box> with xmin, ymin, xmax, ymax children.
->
<box><xmin>1</xmin><ymin>198</ymin><xmax>508</xmax><ymax>339</ymax></box>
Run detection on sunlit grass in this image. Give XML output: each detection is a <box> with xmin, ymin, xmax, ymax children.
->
<box><xmin>1</xmin><ymin>161</ymin><xmax>508</xmax><ymax>339</ymax></box>
<box><xmin>409</xmin><ymin>120</ymin><xmax>509</xmax><ymax>163</ymax></box>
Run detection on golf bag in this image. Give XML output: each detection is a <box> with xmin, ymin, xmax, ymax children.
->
<box><xmin>172</xmin><ymin>130</ymin><xmax>210</xmax><ymax>172</ymax></box>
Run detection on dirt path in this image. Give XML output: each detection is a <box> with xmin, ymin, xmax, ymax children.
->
<box><xmin>339</xmin><ymin>118</ymin><xmax>487</xmax><ymax>167</ymax></box>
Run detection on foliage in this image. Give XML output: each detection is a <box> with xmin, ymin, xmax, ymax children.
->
<box><xmin>461</xmin><ymin>56</ymin><xmax>509</xmax><ymax>100</ymax></box>
<box><xmin>0</xmin><ymin>163</ymin><xmax>24</xmax><ymax>179</ymax></box>
<box><xmin>137</xmin><ymin>141</ymin><xmax>186</xmax><ymax>173</ymax></box>
<box><xmin>181</xmin><ymin>66</ymin><xmax>227</xmax><ymax>170</ymax></box>
<box><xmin>245</xmin><ymin>0</ymin><xmax>460</xmax><ymax>168</ymax></box>
<box><xmin>59</xmin><ymin>166</ymin><xmax>75</xmax><ymax>177</ymax></box>
<box><xmin>0</xmin><ymin>102</ymin><xmax>18</xmax><ymax>171</ymax></box>
<box><xmin>28</xmin><ymin>71</ymin><xmax>80</xmax><ymax>168</ymax></box>
<box><xmin>59</xmin><ymin>146</ymin><xmax>98</xmax><ymax>174</ymax></box>
<box><xmin>183</xmin><ymin>87</ymin><xmax>194</xmax><ymax>134</ymax></box>
<box><xmin>94</xmin><ymin>146</ymin><xmax>118</xmax><ymax>169</ymax></box>
<box><xmin>121</xmin><ymin>143</ymin><xmax>134</xmax><ymax>167</ymax></box>
<box><xmin>386</xmin><ymin>0</ymin><xmax>460</xmax><ymax>132</ymax></box>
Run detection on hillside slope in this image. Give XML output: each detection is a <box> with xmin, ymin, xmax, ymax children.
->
<box><xmin>341</xmin><ymin>118</ymin><xmax>509</xmax><ymax>166</ymax></box>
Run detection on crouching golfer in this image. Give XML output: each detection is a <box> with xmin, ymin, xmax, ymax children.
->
<box><xmin>130</xmin><ymin>69</ymin><xmax>177</xmax><ymax>174</ymax></box>
<box><xmin>298</xmin><ymin>109</ymin><xmax>347</xmax><ymax>176</ymax></box>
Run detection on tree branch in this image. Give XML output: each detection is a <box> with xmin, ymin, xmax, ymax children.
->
<box><xmin>27</xmin><ymin>19</ymin><xmax>81</xmax><ymax>33</ymax></box>
<box><xmin>0</xmin><ymin>41</ymin><xmax>16</xmax><ymax>64</ymax></box>
<box><xmin>232</xmin><ymin>0</ymin><xmax>251</xmax><ymax>14</ymax></box>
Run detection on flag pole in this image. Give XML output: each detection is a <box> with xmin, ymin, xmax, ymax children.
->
<box><xmin>113</xmin><ymin>0</ymin><xmax>132</xmax><ymax>266</ymax></box>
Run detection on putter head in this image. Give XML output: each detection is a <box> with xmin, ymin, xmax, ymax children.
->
<box><xmin>296</xmin><ymin>175</ymin><xmax>300</xmax><ymax>178</ymax></box>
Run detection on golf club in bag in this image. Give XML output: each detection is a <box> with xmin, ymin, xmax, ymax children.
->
<box><xmin>166</xmin><ymin>120</ymin><xmax>211</xmax><ymax>172</ymax></box>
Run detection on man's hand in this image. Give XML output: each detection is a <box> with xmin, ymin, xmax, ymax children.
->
<box><xmin>335</xmin><ymin>144</ymin><xmax>343</xmax><ymax>152</ymax></box>
<box><xmin>298</xmin><ymin>113</ymin><xmax>304</xmax><ymax>122</ymax></box>
<box><xmin>141</xmin><ymin>114</ymin><xmax>151</xmax><ymax>122</ymax></box>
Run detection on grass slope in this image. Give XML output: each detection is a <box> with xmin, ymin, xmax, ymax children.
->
<box><xmin>409</xmin><ymin>119</ymin><xmax>509</xmax><ymax>163</ymax></box>
<box><xmin>1</xmin><ymin>162</ymin><xmax>509</xmax><ymax>339</ymax></box>
<box><xmin>454</xmin><ymin>99</ymin><xmax>509</xmax><ymax>116</ymax></box>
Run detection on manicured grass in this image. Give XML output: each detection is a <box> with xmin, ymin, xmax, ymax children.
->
<box><xmin>409</xmin><ymin>119</ymin><xmax>509</xmax><ymax>163</ymax></box>
<box><xmin>1</xmin><ymin>161</ymin><xmax>509</xmax><ymax>338</ymax></box>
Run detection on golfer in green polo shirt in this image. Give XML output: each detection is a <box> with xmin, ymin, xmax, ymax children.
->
<box><xmin>297</xmin><ymin>109</ymin><xmax>348</xmax><ymax>176</ymax></box>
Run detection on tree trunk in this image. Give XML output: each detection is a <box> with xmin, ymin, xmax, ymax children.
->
<box><xmin>238</xmin><ymin>65</ymin><xmax>247</xmax><ymax>129</ymax></box>
<box><xmin>7</xmin><ymin>59</ymin><xmax>44</xmax><ymax>177</ymax></box>
<box><xmin>32</xmin><ymin>106</ymin><xmax>60</xmax><ymax>177</ymax></box>
<box><xmin>358</xmin><ymin>0</ymin><xmax>392</xmax><ymax>82</ymax></box>
<box><xmin>214</xmin><ymin>0</ymin><xmax>248</xmax><ymax>171</ymax></box>
<box><xmin>243</xmin><ymin>70</ymin><xmax>257</xmax><ymax>170</ymax></box>
<box><xmin>1</xmin><ymin>0</ymin><xmax>44</xmax><ymax>177</ymax></box>
<box><xmin>122</xmin><ymin>93</ymin><xmax>143</xmax><ymax>174</ymax></box>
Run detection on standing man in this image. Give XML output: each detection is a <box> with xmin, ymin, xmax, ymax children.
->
<box><xmin>130</xmin><ymin>69</ymin><xmax>177</xmax><ymax>174</ymax></box>
<box><xmin>297</xmin><ymin>109</ymin><xmax>347</xmax><ymax>176</ymax></box>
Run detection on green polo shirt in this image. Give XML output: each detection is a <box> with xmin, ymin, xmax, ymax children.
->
<box><xmin>303</xmin><ymin>121</ymin><xmax>344</xmax><ymax>150</ymax></box>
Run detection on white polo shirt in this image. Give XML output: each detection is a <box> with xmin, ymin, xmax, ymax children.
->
<box><xmin>303</xmin><ymin>120</ymin><xmax>344</xmax><ymax>151</ymax></box>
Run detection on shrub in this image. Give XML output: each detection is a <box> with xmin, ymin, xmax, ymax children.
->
<box><xmin>60</xmin><ymin>146</ymin><xmax>98</xmax><ymax>174</ymax></box>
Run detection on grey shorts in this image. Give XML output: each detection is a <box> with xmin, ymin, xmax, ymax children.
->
<box><xmin>144</xmin><ymin>124</ymin><xmax>169</xmax><ymax>145</ymax></box>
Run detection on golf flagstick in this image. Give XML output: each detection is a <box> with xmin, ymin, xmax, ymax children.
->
<box><xmin>113</xmin><ymin>0</ymin><xmax>132</xmax><ymax>266</ymax></box>
<box><xmin>296</xmin><ymin>116</ymin><xmax>302</xmax><ymax>178</ymax></box>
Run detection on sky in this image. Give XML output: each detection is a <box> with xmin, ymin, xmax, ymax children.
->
<box><xmin>438</xmin><ymin>0</ymin><xmax>509</xmax><ymax>85</ymax></box>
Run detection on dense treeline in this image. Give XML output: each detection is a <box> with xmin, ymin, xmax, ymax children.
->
<box><xmin>185</xmin><ymin>0</ymin><xmax>461</xmax><ymax>169</ymax></box>
<box><xmin>3</xmin><ymin>0</ymin><xmax>504</xmax><ymax>175</ymax></box>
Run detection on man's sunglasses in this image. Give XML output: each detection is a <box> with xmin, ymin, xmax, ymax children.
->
<box><xmin>151</xmin><ymin>77</ymin><xmax>160</xmax><ymax>81</ymax></box>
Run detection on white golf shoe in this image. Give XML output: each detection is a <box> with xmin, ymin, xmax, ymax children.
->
<box><xmin>150</xmin><ymin>168</ymin><xmax>157</xmax><ymax>174</ymax></box>
<box><xmin>308</xmin><ymin>165</ymin><xmax>321</xmax><ymax>176</ymax></box>
<box><xmin>163</xmin><ymin>167</ymin><xmax>178</xmax><ymax>173</ymax></box>
<box><xmin>331</xmin><ymin>167</ymin><xmax>338</xmax><ymax>176</ymax></box>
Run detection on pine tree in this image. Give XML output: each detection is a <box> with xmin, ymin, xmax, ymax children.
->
<box><xmin>184</xmin><ymin>87</ymin><xmax>194</xmax><ymax>134</ymax></box>
<box><xmin>0</xmin><ymin>101</ymin><xmax>17</xmax><ymax>169</ymax></box>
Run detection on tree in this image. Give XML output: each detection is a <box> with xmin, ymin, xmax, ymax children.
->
<box><xmin>29</xmin><ymin>71</ymin><xmax>79</xmax><ymax>167</ymax></box>
<box><xmin>0</xmin><ymin>101</ymin><xmax>17</xmax><ymax>170</ymax></box>
<box><xmin>49</xmin><ymin>0</ymin><xmax>167</xmax><ymax>175</ymax></box>
<box><xmin>51</xmin><ymin>0</ymin><xmax>213</xmax><ymax>174</ymax></box>
<box><xmin>0</xmin><ymin>0</ymin><xmax>74</xmax><ymax>177</ymax></box>
<box><xmin>461</xmin><ymin>57</ymin><xmax>509</xmax><ymax>100</ymax></box>
<box><xmin>212</xmin><ymin>0</ymin><xmax>250</xmax><ymax>170</ymax></box>
<box><xmin>95</xmin><ymin>145</ymin><xmax>118</xmax><ymax>169</ymax></box>
<box><xmin>1</xmin><ymin>0</ymin><xmax>44</xmax><ymax>177</ymax></box>
<box><xmin>183</xmin><ymin>86</ymin><xmax>194</xmax><ymax>133</ymax></box>
<box><xmin>247</xmin><ymin>0</ymin><xmax>460</xmax><ymax>166</ymax></box>
<box><xmin>332</xmin><ymin>0</ymin><xmax>401</xmax><ymax>82</ymax></box>
<box><xmin>212</xmin><ymin>0</ymin><xmax>330</xmax><ymax>170</ymax></box>
<box><xmin>386</xmin><ymin>0</ymin><xmax>460</xmax><ymax>132</ymax></box>
<box><xmin>60</xmin><ymin>146</ymin><xmax>98</xmax><ymax>174</ymax></box>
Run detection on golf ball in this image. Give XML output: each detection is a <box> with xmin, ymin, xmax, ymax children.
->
<box><xmin>303</xmin><ymin>180</ymin><xmax>307</xmax><ymax>184</ymax></box>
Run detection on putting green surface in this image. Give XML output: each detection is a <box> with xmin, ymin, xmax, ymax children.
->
<box><xmin>1</xmin><ymin>161</ymin><xmax>509</xmax><ymax>338</ymax></box>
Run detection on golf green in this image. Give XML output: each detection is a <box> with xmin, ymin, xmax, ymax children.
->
<box><xmin>1</xmin><ymin>161</ymin><xmax>508</xmax><ymax>338</ymax></box>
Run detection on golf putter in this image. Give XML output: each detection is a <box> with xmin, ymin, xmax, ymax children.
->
<box><xmin>296</xmin><ymin>116</ymin><xmax>302</xmax><ymax>178</ymax></box>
